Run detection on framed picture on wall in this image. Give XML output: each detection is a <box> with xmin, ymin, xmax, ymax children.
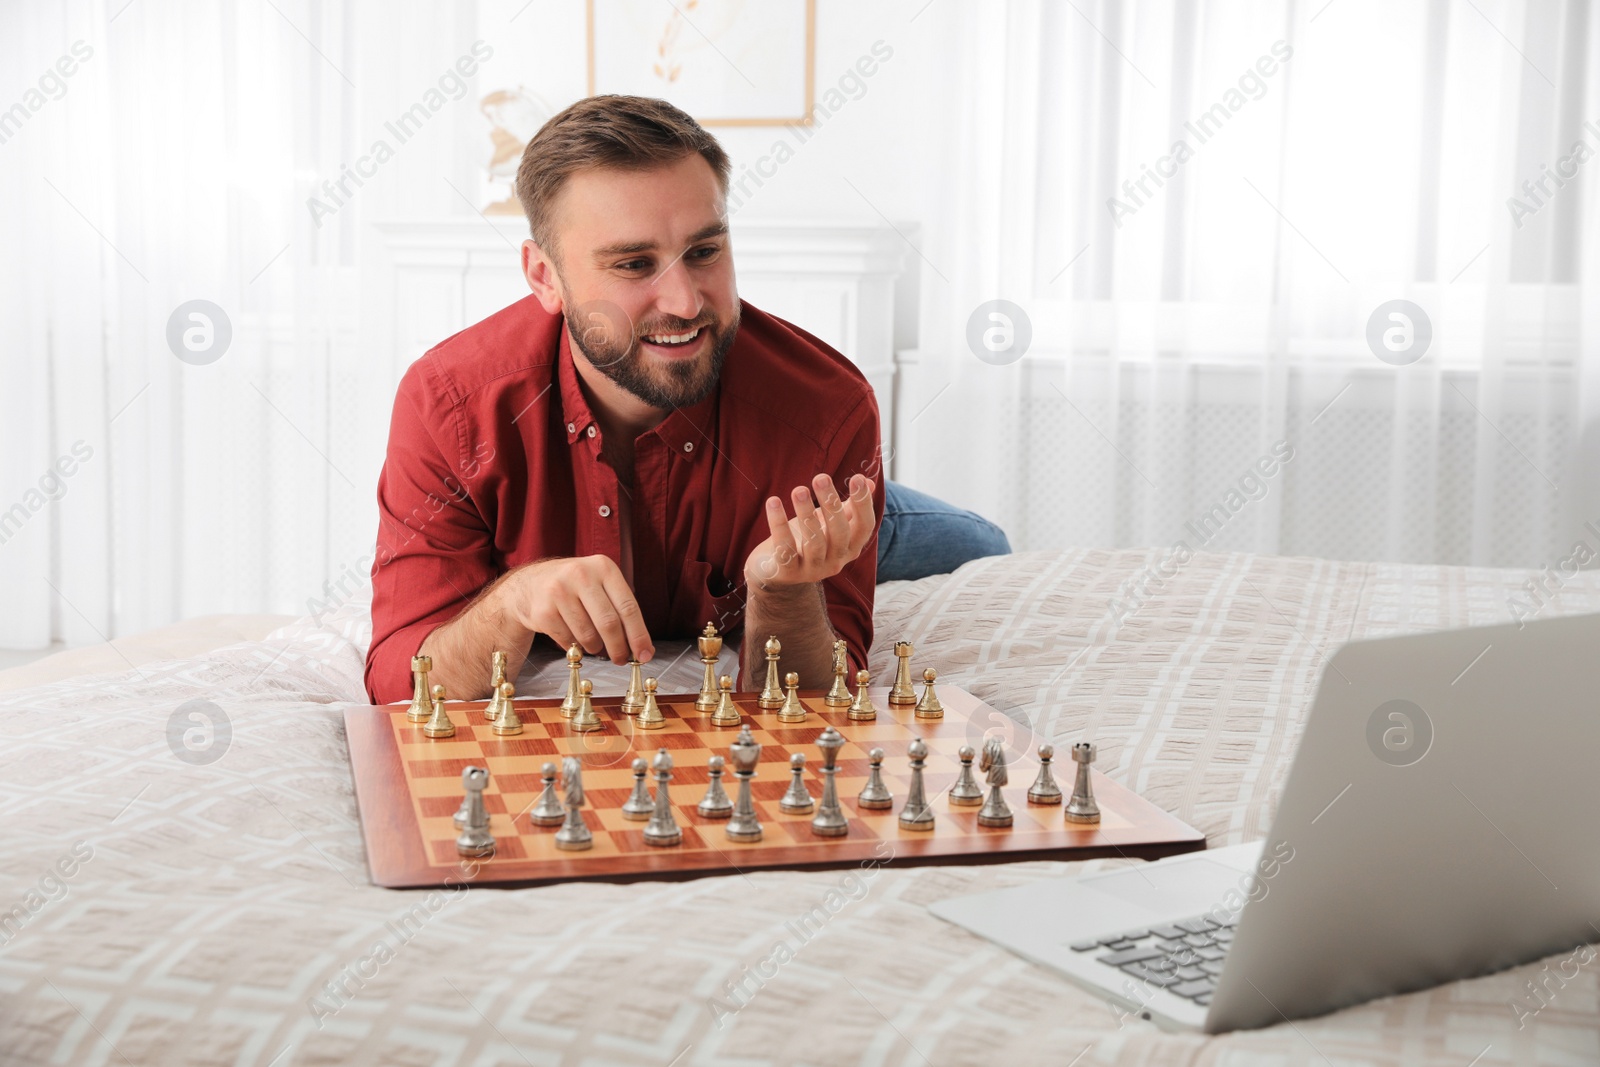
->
<box><xmin>586</xmin><ymin>0</ymin><xmax>816</xmax><ymax>126</ymax></box>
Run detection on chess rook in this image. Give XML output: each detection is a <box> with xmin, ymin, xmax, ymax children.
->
<box><xmin>898</xmin><ymin>737</ymin><xmax>935</xmax><ymax>831</ymax></box>
<box><xmin>725</xmin><ymin>726</ymin><xmax>763</xmax><ymax>842</ymax></box>
<box><xmin>977</xmin><ymin>737</ymin><xmax>1014</xmax><ymax>828</ymax></box>
<box><xmin>914</xmin><ymin>667</ymin><xmax>944</xmax><ymax>720</ymax></box>
<box><xmin>621</xmin><ymin>757</ymin><xmax>654</xmax><ymax>821</ymax></box>
<box><xmin>948</xmin><ymin>744</ymin><xmax>983</xmax><ymax>806</ymax></box>
<box><xmin>559</xmin><ymin>643</ymin><xmax>583</xmax><ymax>719</ymax></box>
<box><xmin>757</xmin><ymin>635</ymin><xmax>784</xmax><ymax>709</ymax></box>
<box><xmin>889</xmin><ymin>641</ymin><xmax>917</xmax><ymax>705</ymax></box>
<box><xmin>810</xmin><ymin>726</ymin><xmax>849</xmax><ymax>837</ymax></box>
<box><xmin>1066</xmin><ymin>742</ymin><xmax>1101</xmax><ymax>824</ymax></box>
<box><xmin>697</xmin><ymin>755</ymin><xmax>734</xmax><ymax>819</ymax></box>
<box><xmin>491</xmin><ymin>681</ymin><xmax>523</xmax><ymax>736</ymax></box>
<box><xmin>857</xmin><ymin>747</ymin><xmax>893</xmax><ymax>810</ymax></box>
<box><xmin>695</xmin><ymin>622</ymin><xmax>722</xmax><ymax>711</ymax></box>
<box><xmin>554</xmin><ymin>757</ymin><xmax>594</xmax><ymax>851</ymax></box>
<box><xmin>643</xmin><ymin>748</ymin><xmax>682</xmax><ymax>847</ymax></box>
<box><xmin>423</xmin><ymin>684</ymin><xmax>456</xmax><ymax>738</ymax></box>
<box><xmin>847</xmin><ymin>669</ymin><xmax>877</xmax><ymax>721</ymax></box>
<box><xmin>824</xmin><ymin>639</ymin><xmax>852</xmax><ymax>706</ymax></box>
<box><xmin>406</xmin><ymin>655</ymin><xmax>434</xmax><ymax>722</ymax></box>
<box><xmin>1027</xmin><ymin>743</ymin><xmax>1062</xmax><ymax>804</ymax></box>
<box><xmin>455</xmin><ymin>765</ymin><xmax>495</xmax><ymax>857</ymax></box>
<box><xmin>779</xmin><ymin>752</ymin><xmax>814</xmax><ymax>814</ymax></box>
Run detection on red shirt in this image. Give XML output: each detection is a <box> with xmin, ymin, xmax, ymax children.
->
<box><xmin>364</xmin><ymin>295</ymin><xmax>884</xmax><ymax>704</ymax></box>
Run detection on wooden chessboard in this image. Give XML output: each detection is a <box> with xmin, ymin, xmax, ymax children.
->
<box><xmin>344</xmin><ymin>686</ymin><xmax>1205</xmax><ymax>889</ymax></box>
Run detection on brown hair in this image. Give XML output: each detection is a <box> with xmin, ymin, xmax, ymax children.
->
<box><xmin>515</xmin><ymin>95</ymin><xmax>731</xmax><ymax>256</ymax></box>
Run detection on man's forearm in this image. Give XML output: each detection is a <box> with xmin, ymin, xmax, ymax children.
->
<box><xmin>416</xmin><ymin>569</ymin><xmax>537</xmax><ymax>700</ymax></box>
<box><xmin>739</xmin><ymin>580</ymin><xmax>838</xmax><ymax>690</ymax></box>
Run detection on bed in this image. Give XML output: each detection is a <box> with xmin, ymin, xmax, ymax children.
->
<box><xmin>3</xmin><ymin>548</ymin><xmax>1597</xmax><ymax>1066</ymax></box>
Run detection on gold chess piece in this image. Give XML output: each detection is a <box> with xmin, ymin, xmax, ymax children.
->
<box><xmin>914</xmin><ymin>667</ymin><xmax>945</xmax><ymax>720</ymax></box>
<box><xmin>407</xmin><ymin>655</ymin><xmax>434</xmax><ymax>722</ymax></box>
<box><xmin>777</xmin><ymin>670</ymin><xmax>806</xmax><ymax>723</ymax></box>
<box><xmin>559</xmin><ymin>643</ymin><xmax>583</xmax><ymax>719</ymax></box>
<box><xmin>570</xmin><ymin>679</ymin><xmax>603</xmax><ymax>733</ymax></box>
<box><xmin>484</xmin><ymin>650</ymin><xmax>509</xmax><ymax>722</ymax></box>
<box><xmin>637</xmin><ymin>677</ymin><xmax>666</xmax><ymax>730</ymax></box>
<box><xmin>621</xmin><ymin>658</ymin><xmax>646</xmax><ymax>715</ymax></box>
<box><xmin>824</xmin><ymin>638</ymin><xmax>852</xmax><ymax>707</ymax></box>
<box><xmin>491</xmin><ymin>681</ymin><xmax>523</xmax><ymax>736</ymax></box>
<box><xmin>848</xmin><ymin>669</ymin><xmax>877</xmax><ymax>721</ymax></box>
<box><xmin>889</xmin><ymin>641</ymin><xmax>918</xmax><ymax>705</ymax></box>
<box><xmin>423</xmin><ymin>683</ymin><xmax>456</xmax><ymax>738</ymax></box>
<box><xmin>711</xmin><ymin>674</ymin><xmax>742</xmax><ymax>727</ymax></box>
<box><xmin>757</xmin><ymin>635</ymin><xmax>784</xmax><ymax>709</ymax></box>
<box><xmin>695</xmin><ymin>622</ymin><xmax>722</xmax><ymax>712</ymax></box>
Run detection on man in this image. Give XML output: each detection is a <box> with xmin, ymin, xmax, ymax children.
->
<box><xmin>364</xmin><ymin>95</ymin><xmax>1007</xmax><ymax>705</ymax></box>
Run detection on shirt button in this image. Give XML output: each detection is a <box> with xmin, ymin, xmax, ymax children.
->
<box><xmin>598</xmin><ymin>504</ymin><xmax>612</xmax><ymax>518</ymax></box>
<box><xmin>586</xmin><ymin>425</ymin><xmax>597</xmax><ymax>438</ymax></box>
<box><xmin>683</xmin><ymin>441</ymin><xmax>694</xmax><ymax>453</ymax></box>
<box><xmin>566</xmin><ymin>422</ymin><xmax>576</xmax><ymax>434</ymax></box>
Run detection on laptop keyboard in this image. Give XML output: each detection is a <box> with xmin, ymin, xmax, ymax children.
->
<box><xmin>1068</xmin><ymin>913</ymin><xmax>1237</xmax><ymax>1006</ymax></box>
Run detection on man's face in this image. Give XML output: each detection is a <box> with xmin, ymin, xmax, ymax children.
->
<box><xmin>545</xmin><ymin>153</ymin><xmax>738</xmax><ymax>410</ymax></box>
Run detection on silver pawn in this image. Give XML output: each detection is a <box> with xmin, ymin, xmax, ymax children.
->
<box><xmin>455</xmin><ymin>766</ymin><xmax>494</xmax><ymax>857</ymax></box>
<box><xmin>810</xmin><ymin>726</ymin><xmax>849</xmax><ymax>837</ymax></box>
<box><xmin>725</xmin><ymin>725</ymin><xmax>763</xmax><ymax>842</ymax></box>
<box><xmin>948</xmin><ymin>744</ymin><xmax>984</xmax><ymax>806</ymax></box>
<box><xmin>977</xmin><ymin>737</ymin><xmax>1013</xmax><ymax>828</ymax></box>
<box><xmin>644</xmin><ymin>748</ymin><xmax>682</xmax><ymax>847</ymax></box>
<box><xmin>857</xmin><ymin>747</ymin><xmax>892</xmax><ymax>810</ymax></box>
<box><xmin>553</xmin><ymin>756</ymin><xmax>593</xmax><ymax>851</ymax></box>
<box><xmin>530</xmin><ymin>761</ymin><xmax>565</xmax><ymax>827</ymax></box>
<box><xmin>698</xmin><ymin>754</ymin><xmax>734</xmax><ymax>819</ymax></box>
<box><xmin>1027</xmin><ymin>743</ymin><xmax>1063</xmax><ymax>805</ymax></box>
<box><xmin>898</xmin><ymin>737</ymin><xmax>935</xmax><ymax>831</ymax></box>
<box><xmin>621</xmin><ymin>756</ymin><xmax>653</xmax><ymax>821</ymax></box>
<box><xmin>779</xmin><ymin>752</ymin><xmax>814</xmax><ymax>814</ymax></box>
<box><xmin>1066</xmin><ymin>742</ymin><xmax>1101</xmax><ymax>824</ymax></box>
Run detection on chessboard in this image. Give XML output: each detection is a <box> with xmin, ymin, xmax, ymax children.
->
<box><xmin>345</xmin><ymin>684</ymin><xmax>1206</xmax><ymax>889</ymax></box>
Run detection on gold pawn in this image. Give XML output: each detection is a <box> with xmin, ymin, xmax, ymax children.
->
<box><xmin>823</xmin><ymin>639</ymin><xmax>852</xmax><ymax>707</ymax></box>
<box><xmin>777</xmin><ymin>670</ymin><xmax>807</xmax><ymax>723</ymax></box>
<box><xmin>621</xmin><ymin>658</ymin><xmax>646</xmax><ymax>715</ymax></box>
<box><xmin>915</xmin><ymin>667</ymin><xmax>945</xmax><ymax>720</ymax></box>
<box><xmin>570</xmin><ymin>679</ymin><xmax>602</xmax><ymax>733</ymax></box>
<box><xmin>711</xmin><ymin>675</ymin><xmax>742</xmax><ymax>727</ymax></box>
<box><xmin>484</xmin><ymin>650</ymin><xmax>508</xmax><ymax>722</ymax></box>
<box><xmin>847</xmin><ymin>669</ymin><xmax>877</xmax><ymax>721</ymax></box>
<box><xmin>637</xmin><ymin>677</ymin><xmax>666</xmax><ymax>730</ymax></box>
<box><xmin>423</xmin><ymin>683</ymin><xmax>457</xmax><ymax>738</ymax></box>
<box><xmin>757</xmin><ymin>635</ymin><xmax>784</xmax><ymax>709</ymax></box>
<box><xmin>888</xmin><ymin>641</ymin><xmax>917</xmax><ymax>705</ymax></box>
<box><xmin>559</xmin><ymin>643</ymin><xmax>583</xmax><ymax>719</ymax></box>
<box><xmin>406</xmin><ymin>655</ymin><xmax>434</xmax><ymax>722</ymax></box>
<box><xmin>491</xmin><ymin>681</ymin><xmax>523</xmax><ymax>736</ymax></box>
<box><xmin>695</xmin><ymin>622</ymin><xmax>722</xmax><ymax>712</ymax></box>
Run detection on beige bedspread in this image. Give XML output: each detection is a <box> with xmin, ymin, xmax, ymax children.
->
<box><xmin>2</xmin><ymin>548</ymin><xmax>1598</xmax><ymax>1066</ymax></box>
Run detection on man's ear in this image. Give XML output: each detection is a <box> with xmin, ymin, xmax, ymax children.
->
<box><xmin>522</xmin><ymin>240</ymin><xmax>563</xmax><ymax>314</ymax></box>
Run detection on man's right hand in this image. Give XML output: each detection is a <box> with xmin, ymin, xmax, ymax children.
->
<box><xmin>506</xmin><ymin>555</ymin><xmax>654</xmax><ymax>665</ymax></box>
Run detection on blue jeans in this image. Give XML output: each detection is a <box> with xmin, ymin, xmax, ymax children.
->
<box><xmin>876</xmin><ymin>481</ymin><xmax>1012</xmax><ymax>582</ymax></box>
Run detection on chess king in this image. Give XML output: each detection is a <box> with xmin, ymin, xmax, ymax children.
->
<box><xmin>362</xmin><ymin>95</ymin><xmax>890</xmax><ymax>703</ymax></box>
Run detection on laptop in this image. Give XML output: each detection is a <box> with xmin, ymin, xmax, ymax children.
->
<box><xmin>929</xmin><ymin>611</ymin><xmax>1600</xmax><ymax>1032</ymax></box>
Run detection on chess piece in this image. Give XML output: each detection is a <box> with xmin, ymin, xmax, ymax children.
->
<box><xmin>857</xmin><ymin>747</ymin><xmax>893</xmax><ymax>810</ymax></box>
<box><xmin>621</xmin><ymin>658</ymin><xmax>646</xmax><ymax>715</ymax></box>
<box><xmin>559</xmin><ymin>643</ymin><xmax>583</xmax><ymax>719</ymax></box>
<box><xmin>710</xmin><ymin>675</ymin><xmax>742</xmax><ymax>727</ymax></box>
<box><xmin>484</xmin><ymin>650</ymin><xmax>509</xmax><ymax>722</ymax></box>
<box><xmin>824</xmin><ymin>639</ymin><xmax>852</xmax><ymax>706</ymax></box>
<box><xmin>423</xmin><ymin>684</ymin><xmax>456</xmax><ymax>738</ymax></box>
<box><xmin>898</xmin><ymin>737</ymin><xmax>935</xmax><ymax>831</ymax></box>
<box><xmin>725</xmin><ymin>726</ymin><xmax>763</xmax><ymax>841</ymax></box>
<box><xmin>695</xmin><ymin>622</ymin><xmax>722</xmax><ymax>712</ymax></box>
<box><xmin>530</xmin><ymin>761</ymin><xmax>565</xmax><ymax>826</ymax></box>
<box><xmin>644</xmin><ymin>748</ymin><xmax>682</xmax><ymax>847</ymax></box>
<box><xmin>621</xmin><ymin>757</ymin><xmax>654</xmax><ymax>821</ymax></box>
<box><xmin>491</xmin><ymin>681</ymin><xmax>523</xmax><ymax>736</ymax></box>
<box><xmin>889</xmin><ymin>641</ymin><xmax>917</xmax><ymax>705</ymax></box>
<box><xmin>914</xmin><ymin>668</ymin><xmax>945</xmax><ymax>720</ymax></box>
<box><xmin>977</xmin><ymin>737</ymin><xmax>1013</xmax><ymax>828</ymax></box>
<box><xmin>847</xmin><ymin>669</ymin><xmax>877</xmax><ymax>721</ymax></box>
<box><xmin>779</xmin><ymin>752</ymin><xmax>814</xmax><ymax>814</ymax></box>
<box><xmin>553</xmin><ymin>756</ymin><xmax>593</xmax><ymax>851</ymax></box>
<box><xmin>948</xmin><ymin>744</ymin><xmax>983</xmax><ymax>806</ymax></box>
<box><xmin>810</xmin><ymin>726</ymin><xmax>848</xmax><ymax>837</ymax></box>
<box><xmin>777</xmin><ymin>671</ymin><xmax>806</xmax><ymax>723</ymax></box>
<box><xmin>570</xmin><ymin>679</ymin><xmax>602</xmax><ymax>733</ymax></box>
<box><xmin>455</xmin><ymin>766</ymin><xmax>495</xmax><ymax>857</ymax></box>
<box><xmin>697</xmin><ymin>754</ymin><xmax>734</xmax><ymax>819</ymax></box>
<box><xmin>757</xmin><ymin>635</ymin><xmax>784</xmax><ymax>709</ymax></box>
<box><xmin>636</xmin><ymin>677</ymin><xmax>666</xmax><ymax>730</ymax></box>
<box><xmin>1028</xmin><ymin>743</ymin><xmax>1062</xmax><ymax>804</ymax></box>
<box><xmin>1066</xmin><ymin>742</ymin><xmax>1101</xmax><ymax>824</ymax></box>
<box><xmin>407</xmin><ymin>655</ymin><xmax>434</xmax><ymax>722</ymax></box>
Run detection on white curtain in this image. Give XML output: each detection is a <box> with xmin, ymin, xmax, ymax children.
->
<box><xmin>902</xmin><ymin>0</ymin><xmax>1600</xmax><ymax>571</ymax></box>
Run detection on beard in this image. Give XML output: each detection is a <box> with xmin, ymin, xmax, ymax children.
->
<box><xmin>565</xmin><ymin>299</ymin><xmax>739</xmax><ymax>410</ymax></box>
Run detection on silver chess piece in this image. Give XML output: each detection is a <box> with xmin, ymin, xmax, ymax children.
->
<box><xmin>530</xmin><ymin>761</ymin><xmax>566</xmax><ymax>827</ymax></box>
<box><xmin>454</xmin><ymin>765</ymin><xmax>495</xmax><ymax>856</ymax></box>
<box><xmin>725</xmin><ymin>725</ymin><xmax>763</xmax><ymax>842</ymax></box>
<box><xmin>779</xmin><ymin>752</ymin><xmax>814</xmax><ymax>814</ymax></box>
<box><xmin>898</xmin><ymin>737</ymin><xmax>935</xmax><ymax>831</ymax></box>
<box><xmin>810</xmin><ymin>726</ymin><xmax>849</xmax><ymax>837</ymax></box>
<box><xmin>553</xmin><ymin>757</ymin><xmax>593</xmax><ymax>851</ymax></box>
<box><xmin>1066</xmin><ymin>742</ymin><xmax>1101</xmax><ymax>824</ymax></box>
<box><xmin>1027</xmin><ymin>743</ymin><xmax>1063</xmax><ymax>804</ymax></box>
<box><xmin>644</xmin><ymin>748</ymin><xmax>682</xmax><ymax>847</ymax></box>
<box><xmin>621</xmin><ymin>756</ymin><xmax>654</xmax><ymax>821</ymax></box>
<box><xmin>857</xmin><ymin>747</ymin><xmax>893</xmax><ymax>810</ymax></box>
<box><xmin>948</xmin><ymin>744</ymin><xmax>984</xmax><ymax>806</ymax></box>
<box><xmin>698</xmin><ymin>754</ymin><xmax>734</xmax><ymax>819</ymax></box>
<box><xmin>977</xmin><ymin>737</ymin><xmax>1013</xmax><ymax>828</ymax></box>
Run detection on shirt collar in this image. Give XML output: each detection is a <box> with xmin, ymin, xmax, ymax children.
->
<box><xmin>556</xmin><ymin>322</ymin><xmax>720</xmax><ymax>455</ymax></box>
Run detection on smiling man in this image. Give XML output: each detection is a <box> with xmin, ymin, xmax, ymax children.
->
<box><xmin>363</xmin><ymin>95</ymin><xmax>888</xmax><ymax>703</ymax></box>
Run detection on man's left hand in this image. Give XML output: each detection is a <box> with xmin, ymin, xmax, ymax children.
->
<box><xmin>744</xmin><ymin>473</ymin><xmax>876</xmax><ymax>589</ymax></box>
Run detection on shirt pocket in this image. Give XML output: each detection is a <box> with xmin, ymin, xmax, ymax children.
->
<box><xmin>670</xmin><ymin>559</ymin><xmax>748</xmax><ymax>637</ymax></box>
